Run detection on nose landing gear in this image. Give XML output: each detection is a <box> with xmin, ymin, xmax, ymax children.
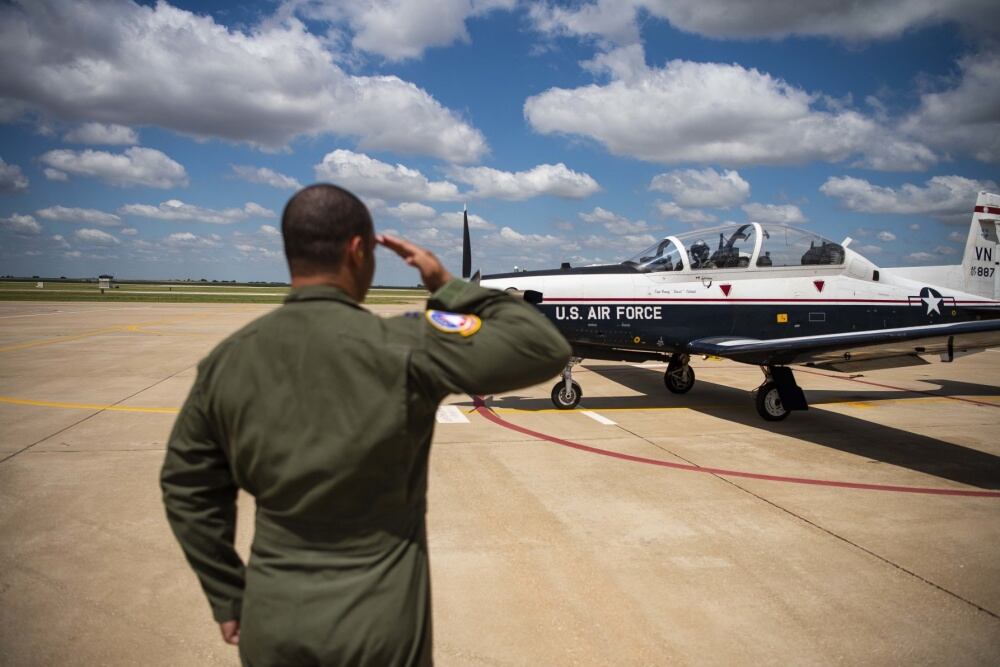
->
<box><xmin>551</xmin><ymin>358</ymin><xmax>583</xmax><ymax>409</ymax></box>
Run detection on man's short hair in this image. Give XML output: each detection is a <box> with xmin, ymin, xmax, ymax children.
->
<box><xmin>282</xmin><ymin>183</ymin><xmax>374</xmax><ymax>276</ymax></box>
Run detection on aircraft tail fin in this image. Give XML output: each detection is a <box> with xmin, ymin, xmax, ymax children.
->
<box><xmin>462</xmin><ymin>204</ymin><xmax>472</xmax><ymax>280</ymax></box>
<box><xmin>961</xmin><ymin>191</ymin><xmax>1000</xmax><ymax>298</ymax></box>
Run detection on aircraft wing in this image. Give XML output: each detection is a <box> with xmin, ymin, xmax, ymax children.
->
<box><xmin>687</xmin><ymin>319</ymin><xmax>1000</xmax><ymax>372</ymax></box>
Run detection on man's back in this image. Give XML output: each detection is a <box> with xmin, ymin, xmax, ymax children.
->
<box><xmin>162</xmin><ymin>279</ymin><xmax>571</xmax><ymax>666</ymax></box>
<box><xmin>206</xmin><ymin>288</ymin><xmax>424</xmax><ymax>523</ymax></box>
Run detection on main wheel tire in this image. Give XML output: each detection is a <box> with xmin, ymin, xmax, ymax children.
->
<box><xmin>664</xmin><ymin>364</ymin><xmax>695</xmax><ymax>394</ymax></box>
<box><xmin>551</xmin><ymin>380</ymin><xmax>582</xmax><ymax>409</ymax></box>
<box><xmin>755</xmin><ymin>381</ymin><xmax>789</xmax><ymax>421</ymax></box>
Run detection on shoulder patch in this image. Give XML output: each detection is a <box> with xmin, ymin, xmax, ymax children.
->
<box><xmin>426</xmin><ymin>310</ymin><xmax>482</xmax><ymax>337</ymax></box>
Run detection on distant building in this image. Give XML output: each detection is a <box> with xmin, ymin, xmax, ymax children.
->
<box><xmin>98</xmin><ymin>274</ymin><xmax>114</xmax><ymax>290</ymax></box>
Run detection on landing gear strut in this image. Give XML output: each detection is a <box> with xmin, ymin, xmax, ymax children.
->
<box><xmin>753</xmin><ymin>366</ymin><xmax>807</xmax><ymax>421</ymax></box>
<box><xmin>664</xmin><ymin>353</ymin><xmax>695</xmax><ymax>394</ymax></box>
<box><xmin>551</xmin><ymin>358</ymin><xmax>583</xmax><ymax>409</ymax></box>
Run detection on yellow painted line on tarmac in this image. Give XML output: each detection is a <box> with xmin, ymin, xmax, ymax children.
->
<box><xmin>0</xmin><ymin>395</ymin><xmax>179</xmax><ymax>414</ymax></box>
<box><xmin>0</xmin><ymin>314</ymin><xmax>207</xmax><ymax>353</ymax></box>
<box><xmin>3</xmin><ymin>392</ymin><xmax>997</xmax><ymax>418</ymax></box>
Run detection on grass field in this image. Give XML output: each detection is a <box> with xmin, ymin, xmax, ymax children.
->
<box><xmin>0</xmin><ymin>281</ymin><xmax>428</xmax><ymax>305</ymax></box>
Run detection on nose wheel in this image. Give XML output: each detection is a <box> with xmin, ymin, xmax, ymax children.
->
<box><xmin>551</xmin><ymin>379</ymin><xmax>583</xmax><ymax>409</ymax></box>
<box><xmin>551</xmin><ymin>358</ymin><xmax>583</xmax><ymax>409</ymax></box>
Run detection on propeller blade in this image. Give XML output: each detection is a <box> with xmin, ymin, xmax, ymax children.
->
<box><xmin>462</xmin><ymin>204</ymin><xmax>472</xmax><ymax>279</ymax></box>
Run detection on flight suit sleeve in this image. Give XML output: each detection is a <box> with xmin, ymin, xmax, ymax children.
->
<box><xmin>411</xmin><ymin>278</ymin><xmax>572</xmax><ymax>397</ymax></box>
<box><xmin>160</xmin><ymin>372</ymin><xmax>245</xmax><ymax>623</ymax></box>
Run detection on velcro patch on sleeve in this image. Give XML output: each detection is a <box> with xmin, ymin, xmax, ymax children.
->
<box><xmin>426</xmin><ymin>310</ymin><xmax>482</xmax><ymax>337</ymax></box>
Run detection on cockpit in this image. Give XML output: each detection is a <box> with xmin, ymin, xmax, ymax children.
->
<box><xmin>621</xmin><ymin>223</ymin><xmax>845</xmax><ymax>273</ymax></box>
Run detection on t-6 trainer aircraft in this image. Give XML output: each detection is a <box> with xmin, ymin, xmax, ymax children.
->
<box><xmin>465</xmin><ymin>192</ymin><xmax>1000</xmax><ymax>420</ymax></box>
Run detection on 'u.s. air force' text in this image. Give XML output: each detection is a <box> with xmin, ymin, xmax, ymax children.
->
<box><xmin>554</xmin><ymin>305</ymin><xmax>663</xmax><ymax>321</ymax></box>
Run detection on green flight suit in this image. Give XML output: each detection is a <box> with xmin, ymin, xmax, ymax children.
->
<box><xmin>161</xmin><ymin>279</ymin><xmax>571</xmax><ymax>666</ymax></box>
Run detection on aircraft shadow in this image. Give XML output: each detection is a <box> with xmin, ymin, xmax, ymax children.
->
<box><xmin>469</xmin><ymin>365</ymin><xmax>1000</xmax><ymax>490</ymax></box>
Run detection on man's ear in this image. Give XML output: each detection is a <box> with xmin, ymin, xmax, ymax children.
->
<box><xmin>347</xmin><ymin>235</ymin><xmax>365</xmax><ymax>264</ymax></box>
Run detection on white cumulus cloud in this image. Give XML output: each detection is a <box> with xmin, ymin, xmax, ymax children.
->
<box><xmin>36</xmin><ymin>206</ymin><xmax>121</xmax><ymax>226</ymax></box>
<box><xmin>38</xmin><ymin>147</ymin><xmax>188</xmax><ymax>188</ymax></box>
<box><xmin>0</xmin><ymin>157</ymin><xmax>29</xmax><ymax>193</ymax></box>
<box><xmin>578</xmin><ymin>207</ymin><xmax>653</xmax><ymax>234</ymax></box>
<box><xmin>742</xmin><ymin>202</ymin><xmax>807</xmax><ymax>224</ymax></box>
<box><xmin>232</xmin><ymin>165</ymin><xmax>302</xmax><ymax>190</ymax></box>
<box><xmin>493</xmin><ymin>226</ymin><xmax>564</xmax><ymax>247</ymax></box>
<box><xmin>820</xmin><ymin>175</ymin><xmax>996</xmax><ymax>224</ymax></box>
<box><xmin>63</xmin><ymin>123</ymin><xmax>138</xmax><ymax>145</ymax></box>
<box><xmin>385</xmin><ymin>202</ymin><xmax>438</xmax><ymax>220</ymax></box>
<box><xmin>74</xmin><ymin>228</ymin><xmax>119</xmax><ymax>245</ymax></box>
<box><xmin>314</xmin><ymin>150</ymin><xmax>460</xmax><ymax>202</ymax></box>
<box><xmin>0</xmin><ymin>0</ymin><xmax>486</xmax><ymax>161</ymax></box>
<box><xmin>450</xmin><ymin>163</ymin><xmax>600</xmax><ymax>200</ymax></box>
<box><xmin>649</xmin><ymin>168</ymin><xmax>750</xmax><ymax>207</ymax></box>
<box><xmin>655</xmin><ymin>201</ymin><xmax>718</xmax><ymax>224</ymax></box>
<box><xmin>163</xmin><ymin>232</ymin><xmax>220</xmax><ymax>248</ymax></box>
<box><xmin>289</xmin><ymin>0</ymin><xmax>517</xmax><ymax>61</ymax></box>
<box><xmin>901</xmin><ymin>50</ymin><xmax>1000</xmax><ymax>164</ymax></box>
<box><xmin>119</xmin><ymin>200</ymin><xmax>275</xmax><ymax>225</ymax></box>
<box><xmin>529</xmin><ymin>0</ymin><xmax>998</xmax><ymax>44</ymax></box>
<box><xmin>1</xmin><ymin>213</ymin><xmax>42</xmax><ymax>235</ymax></box>
<box><xmin>877</xmin><ymin>230</ymin><xmax>897</xmax><ymax>242</ymax></box>
<box><xmin>120</xmin><ymin>227</ymin><xmax>139</xmax><ymax>236</ymax></box>
<box><xmin>434</xmin><ymin>211</ymin><xmax>494</xmax><ymax>230</ymax></box>
<box><xmin>524</xmin><ymin>51</ymin><xmax>934</xmax><ymax>170</ymax></box>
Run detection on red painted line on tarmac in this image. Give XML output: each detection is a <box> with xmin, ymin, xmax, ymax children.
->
<box><xmin>796</xmin><ymin>368</ymin><xmax>1000</xmax><ymax>409</ymax></box>
<box><xmin>471</xmin><ymin>397</ymin><xmax>1000</xmax><ymax>498</ymax></box>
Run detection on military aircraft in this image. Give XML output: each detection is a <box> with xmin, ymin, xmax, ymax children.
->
<box><xmin>463</xmin><ymin>192</ymin><xmax>1000</xmax><ymax>420</ymax></box>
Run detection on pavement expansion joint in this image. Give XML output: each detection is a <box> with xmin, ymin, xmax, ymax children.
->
<box><xmin>721</xmin><ymin>476</ymin><xmax>1000</xmax><ymax>624</ymax></box>
<box><xmin>611</xmin><ymin>421</ymin><xmax>1000</xmax><ymax>623</ymax></box>
<box><xmin>0</xmin><ymin>362</ymin><xmax>195</xmax><ymax>466</ymax></box>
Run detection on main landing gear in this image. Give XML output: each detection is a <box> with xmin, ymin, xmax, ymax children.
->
<box><xmin>664</xmin><ymin>354</ymin><xmax>695</xmax><ymax>394</ymax></box>
<box><xmin>753</xmin><ymin>366</ymin><xmax>808</xmax><ymax>421</ymax></box>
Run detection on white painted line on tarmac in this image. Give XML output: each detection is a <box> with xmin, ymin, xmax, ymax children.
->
<box><xmin>436</xmin><ymin>405</ymin><xmax>470</xmax><ymax>423</ymax></box>
<box><xmin>581</xmin><ymin>410</ymin><xmax>617</xmax><ymax>425</ymax></box>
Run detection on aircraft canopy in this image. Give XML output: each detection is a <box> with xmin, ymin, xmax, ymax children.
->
<box><xmin>622</xmin><ymin>223</ymin><xmax>845</xmax><ymax>273</ymax></box>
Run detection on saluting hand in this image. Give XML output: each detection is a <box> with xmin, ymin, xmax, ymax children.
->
<box><xmin>377</xmin><ymin>234</ymin><xmax>454</xmax><ymax>292</ymax></box>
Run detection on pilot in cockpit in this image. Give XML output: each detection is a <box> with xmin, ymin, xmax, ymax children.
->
<box><xmin>688</xmin><ymin>240</ymin><xmax>710</xmax><ymax>269</ymax></box>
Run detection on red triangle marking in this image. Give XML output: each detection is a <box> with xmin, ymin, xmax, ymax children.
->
<box><xmin>814</xmin><ymin>280</ymin><xmax>825</xmax><ymax>293</ymax></box>
<box><xmin>720</xmin><ymin>284</ymin><xmax>732</xmax><ymax>297</ymax></box>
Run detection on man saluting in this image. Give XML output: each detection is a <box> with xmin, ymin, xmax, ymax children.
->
<box><xmin>161</xmin><ymin>183</ymin><xmax>571</xmax><ymax>666</ymax></box>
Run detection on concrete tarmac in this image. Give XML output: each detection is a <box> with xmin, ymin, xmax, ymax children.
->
<box><xmin>1</xmin><ymin>301</ymin><xmax>998</xmax><ymax>666</ymax></box>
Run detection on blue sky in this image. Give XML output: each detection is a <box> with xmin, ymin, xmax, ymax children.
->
<box><xmin>0</xmin><ymin>0</ymin><xmax>997</xmax><ymax>286</ymax></box>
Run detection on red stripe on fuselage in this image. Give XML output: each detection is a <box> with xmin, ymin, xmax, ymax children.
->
<box><xmin>974</xmin><ymin>205</ymin><xmax>1000</xmax><ymax>214</ymax></box>
<box><xmin>541</xmin><ymin>297</ymin><xmax>1000</xmax><ymax>305</ymax></box>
